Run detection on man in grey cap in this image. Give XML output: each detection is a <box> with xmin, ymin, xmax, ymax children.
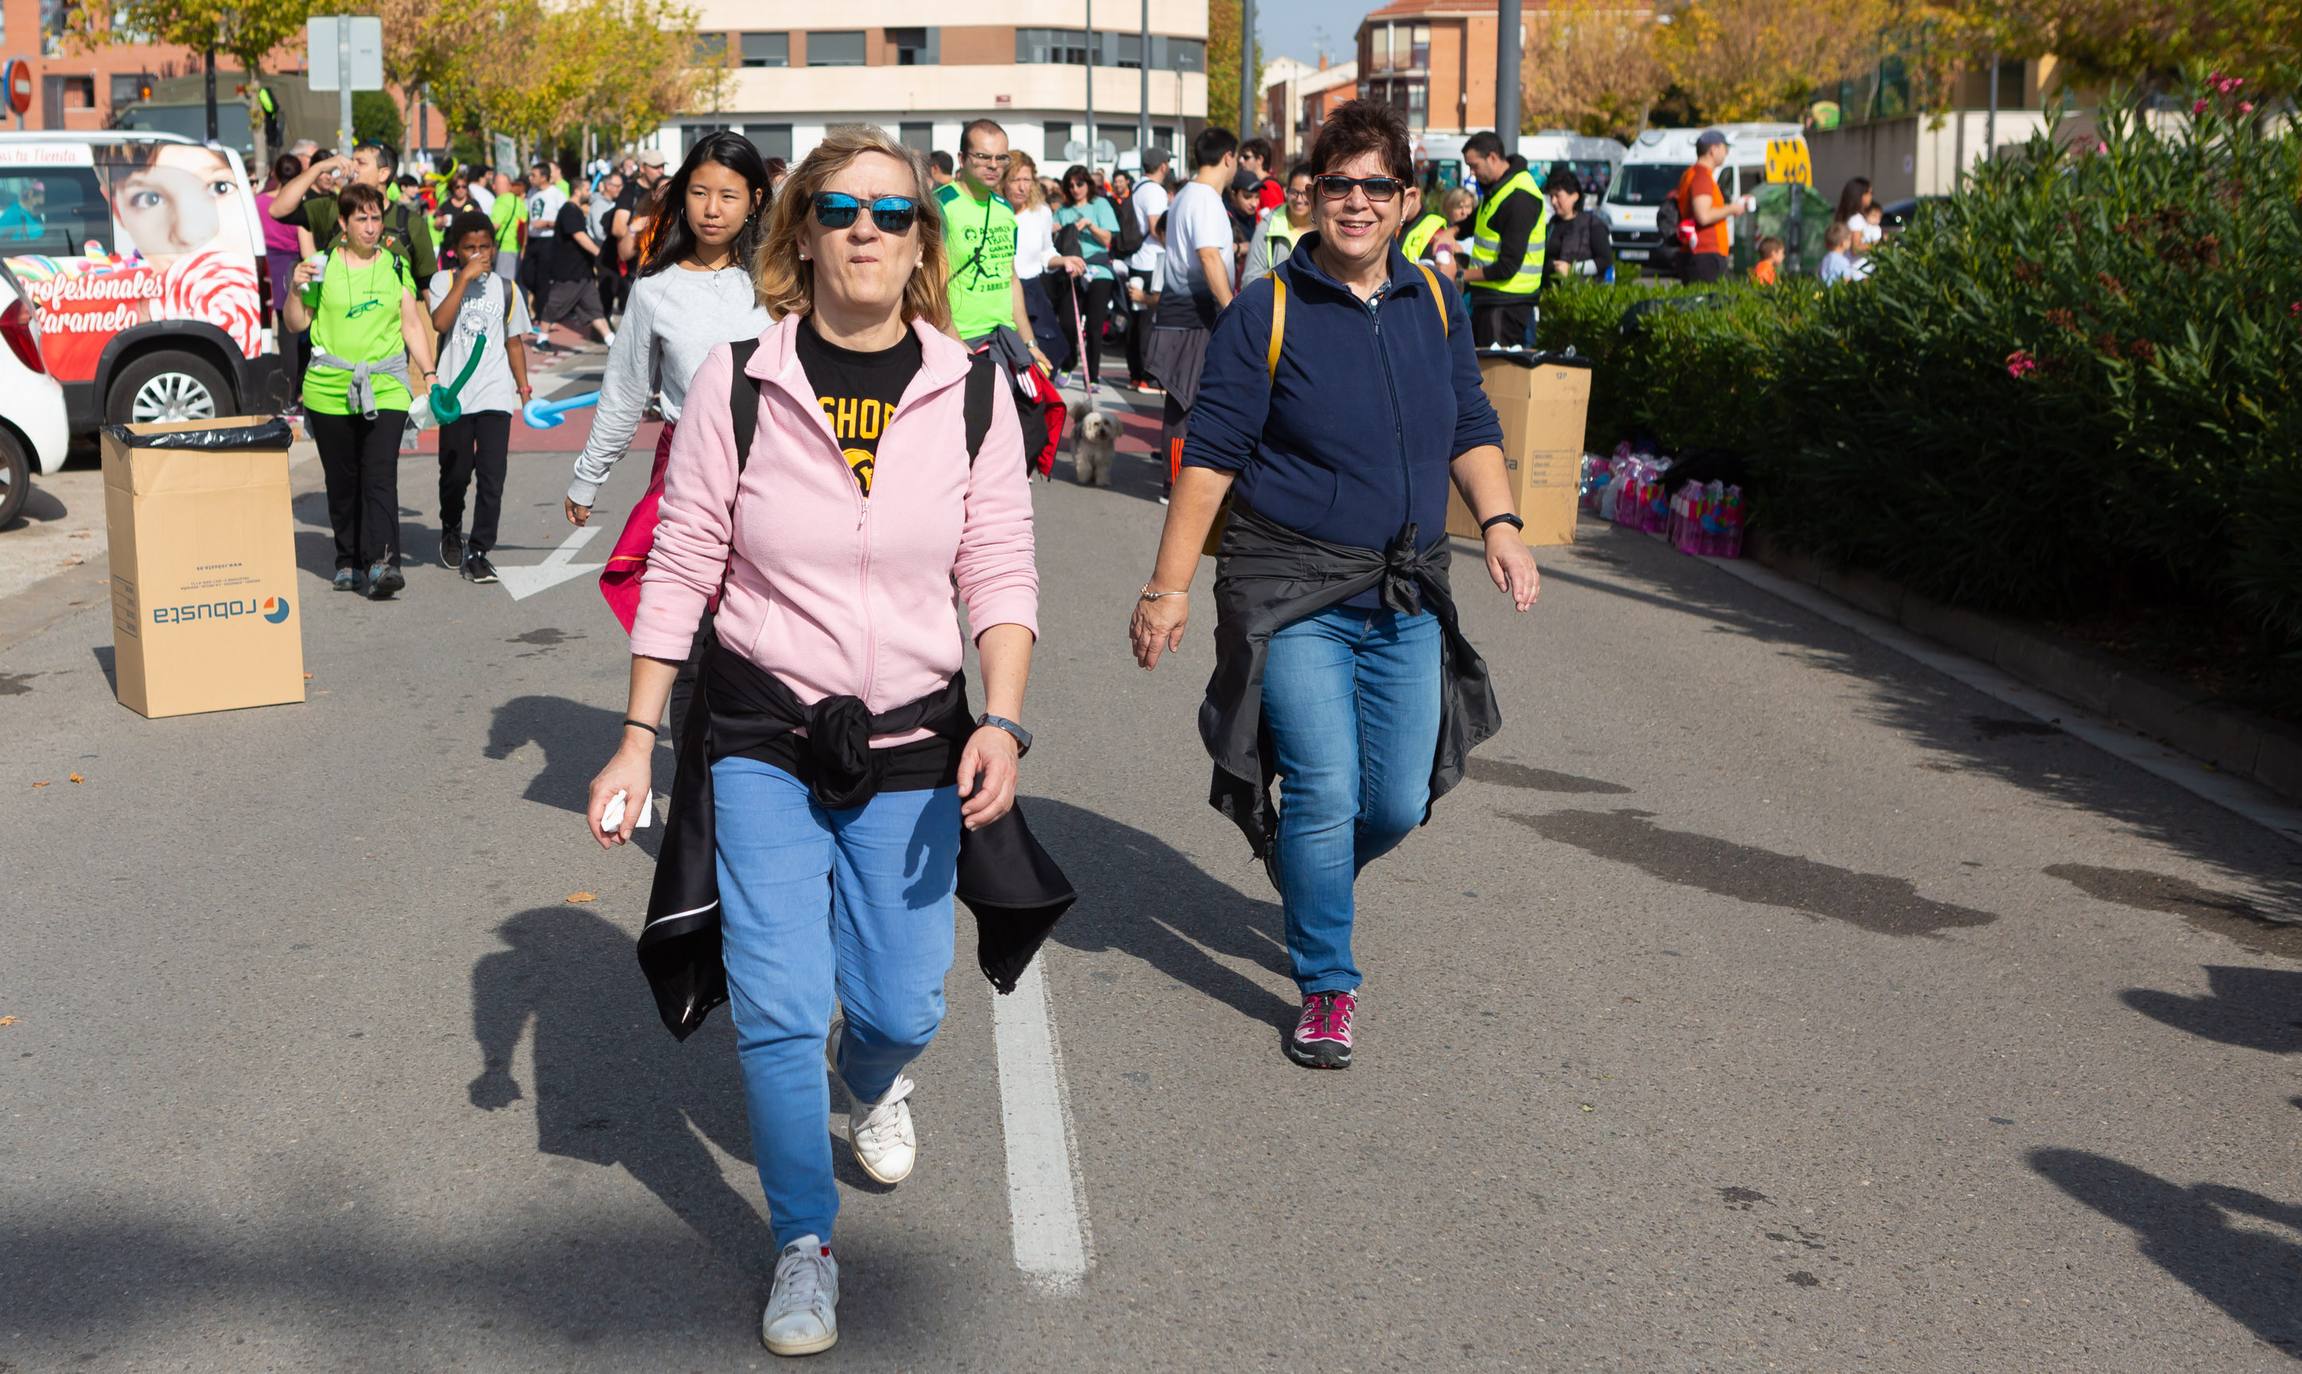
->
<box><xmin>1124</xmin><ymin>144</ymin><xmax>1173</xmax><ymax>391</ymax></box>
<box><xmin>1672</xmin><ymin>129</ymin><xmax>1751</xmax><ymax>284</ymax></box>
<box><xmin>611</xmin><ymin>147</ymin><xmax>670</xmax><ymax>264</ymax></box>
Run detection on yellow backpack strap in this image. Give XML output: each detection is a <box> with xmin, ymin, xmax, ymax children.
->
<box><xmin>1266</xmin><ymin>274</ymin><xmax>1287</xmax><ymax>381</ymax></box>
<box><xmin>1416</xmin><ymin>261</ymin><xmax>1449</xmax><ymax>336</ymax></box>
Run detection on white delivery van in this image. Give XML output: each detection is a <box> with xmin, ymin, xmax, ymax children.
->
<box><xmin>1604</xmin><ymin>123</ymin><xmax>1804</xmax><ymax>272</ymax></box>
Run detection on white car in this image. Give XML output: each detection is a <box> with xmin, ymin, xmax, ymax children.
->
<box><xmin>0</xmin><ymin>259</ymin><xmax>69</xmax><ymax>529</ymax></box>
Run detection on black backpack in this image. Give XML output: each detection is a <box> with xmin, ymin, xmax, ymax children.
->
<box><xmin>726</xmin><ymin>338</ymin><xmax>998</xmax><ymax>474</ymax></box>
<box><xmin>1106</xmin><ymin>191</ymin><xmax>1145</xmax><ymax>262</ymax></box>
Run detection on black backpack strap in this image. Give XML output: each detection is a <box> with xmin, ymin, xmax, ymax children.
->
<box><xmin>728</xmin><ymin>339</ymin><xmax>762</xmax><ymax>472</ymax></box>
<box><xmin>962</xmin><ymin>352</ymin><xmax>996</xmax><ymax>466</ymax></box>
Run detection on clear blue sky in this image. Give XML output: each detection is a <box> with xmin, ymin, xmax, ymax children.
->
<box><xmin>1254</xmin><ymin>0</ymin><xmax>1362</xmax><ymax>67</ymax></box>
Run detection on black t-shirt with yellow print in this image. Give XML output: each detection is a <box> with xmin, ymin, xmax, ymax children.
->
<box><xmin>795</xmin><ymin>318</ymin><xmax>922</xmax><ymax>496</ymax></box>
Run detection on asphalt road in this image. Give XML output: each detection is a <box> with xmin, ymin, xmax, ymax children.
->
<box><xmin>4</xmin><ymin>371</ymin><xmax>2299</xmax><ymax>1372</ymax></box>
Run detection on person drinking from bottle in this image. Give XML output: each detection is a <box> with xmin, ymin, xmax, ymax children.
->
<box><xmin>585</xmin><ymin>124</ymin><xmax>1038</xmax><ymax>1356</ymax></box>
<box><xmin>427</xmin><ymin>212</ymin><xmax>534</xmax><ymax>584</ymax></box>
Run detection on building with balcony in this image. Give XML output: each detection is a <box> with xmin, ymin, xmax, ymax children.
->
<box><xmin>1353</xmin><ymin>0</ymin><xmax>1524</xmax><ymax>143</ymax></box>
<box><xmin>670</xmin><ymin>1</ymin><xmax>1209</xmax><ymax>169</ymax></box>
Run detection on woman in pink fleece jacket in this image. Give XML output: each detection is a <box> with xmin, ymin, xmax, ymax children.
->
<box><xmin>584</xmin><ymin>127</ymin><xmax>1038</xmax><ymax>1357</ymax></box>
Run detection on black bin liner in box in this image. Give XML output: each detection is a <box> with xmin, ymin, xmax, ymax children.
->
<box><xmin>1472</xmin><ymin>346</ymin><xmax>1594</xmax><ymax>369</ymax></box>
<box><xmin>103</xmin><ymin>418</ymin><xmax>295</xmax><ymax>451</ymax></box>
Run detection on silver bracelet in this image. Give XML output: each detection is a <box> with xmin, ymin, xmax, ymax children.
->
<box><xmin>1138</xmin><ymin>587</ymin><xmax>1188</xmax><ymax>602</ymax></box>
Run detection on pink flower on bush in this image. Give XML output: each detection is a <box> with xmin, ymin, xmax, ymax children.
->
<box><xmin>2006</xmin><ymin>350</ymin><xmax>2039</xmax><ymax>379</ymax></box>
<box><xmin>2096</xmin><ymin>140</ymin><xmax>2110</xmax><ymax>154</ymax></box>
<box><xmin>2241</xmin><ymin>101</ymin><xmax>2255</xmax><ymax>114</ymax></box>
<box><xmin>2193</xmin><ymin>98</ymin><xmax>2211</xmax><ymax>115</ymax></box>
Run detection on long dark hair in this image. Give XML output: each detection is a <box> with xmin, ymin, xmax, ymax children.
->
<box><xmin>639</xmin><ymin>131</ymin><xmax>772</xmax><ymax>279</ymax></box>
<box><xmin>1834</xmin><ymin>176</ymin><xmax>1873</xmax><ymax>223</ymax></box>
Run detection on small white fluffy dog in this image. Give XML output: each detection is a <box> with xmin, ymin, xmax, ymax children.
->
<box><xmin>1072</xmin><ymin>409</ymin><xmax>1118</xmax><ymax>486</ymax></box>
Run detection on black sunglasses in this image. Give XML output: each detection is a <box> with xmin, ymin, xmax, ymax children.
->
<box><xmin>1315</xmin><ymin>174</ymin><xmax>1405</xmax><ymax>202</ymax></box>
<box><xmin>811</xmin><ymin>192</ymin><xmax>920</xmax><ymax>233</ymax></box>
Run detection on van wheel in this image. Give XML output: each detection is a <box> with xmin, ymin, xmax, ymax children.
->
<box><xmin>109</xmin><ymin>351</ymin><xmax>231</xmax><ymax>425</ymax></box>
<box><xmin>0</xmin><ymin>429</ymin><xmax>30</xmax><ymax>530</ymax></box>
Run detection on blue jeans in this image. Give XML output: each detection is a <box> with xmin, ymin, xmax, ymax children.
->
<box><xmin>712</xmin><ymin>758</ymin><xmax>961</xmax><ymax>1248</ymax></box>
<box><xmin>1260</xmin><ymin>605</ymin><xmax>1442</xmax><ymax>996</ymax></box>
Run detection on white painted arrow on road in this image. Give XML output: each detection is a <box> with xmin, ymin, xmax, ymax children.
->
<box><xmin>495</xmin><ymin>525</ymin><xmax>605</xmax><ymax>601</ymax></box>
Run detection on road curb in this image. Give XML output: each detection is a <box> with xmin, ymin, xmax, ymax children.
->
<box><xmin>1749</xmin><ymin>532</ymin><xmax>2302</xmax><ymax>804</ymax></box>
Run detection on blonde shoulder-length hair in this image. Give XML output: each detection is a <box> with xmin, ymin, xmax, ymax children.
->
<box><xmin>754</xmin><ymin>124</ymin><xmax>952</xmax><ymax>334</ymax></box>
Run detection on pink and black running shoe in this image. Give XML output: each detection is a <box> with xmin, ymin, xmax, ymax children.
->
<box><xmin>1286</xmin><ymin>990</ymin><xmax>1358</xmax><ymax>1069</ymax></box>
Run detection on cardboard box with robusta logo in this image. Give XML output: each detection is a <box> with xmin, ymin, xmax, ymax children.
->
<box><xmin>102</xmin><ymin>417</ymin><xmax>304</xmax><ymax>718</ymax></box>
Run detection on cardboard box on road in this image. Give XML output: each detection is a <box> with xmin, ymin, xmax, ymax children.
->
<box><xmin>102</xmin><ymin>418</ymin><xmax>304</xmax><ymax>718</ymax></box>
<box><xmin>1447</xmin><ymin>354</ymin><xmax>1592</xmax><ymax>547</ymax></box>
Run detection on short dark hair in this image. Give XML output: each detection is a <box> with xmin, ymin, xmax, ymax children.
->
<box><xmin>447</xmin><ymin>211</ymin><xmax>495</xmax><ymax>249</ymax></box>
<box><xmin>1284</xmin><ymin>161</ymin><xmax>1312</xmax><ymax>184</ymax></box>
<box><xmin>1191</xmin><ymin>126</ymin><xmax>1237</xmax><ymax>170</ymax></box>
<box><xmin>1463</xmin><ymin>131</ymin><xmax>1508</xmax><ymax>160</ymax></box>
<box><xmin>929</xmin><ymin>150</ymin><xmax>954</xmax><ymax>175</ymax></box>
<box><xmin>1757</xmin><ymin>234</ymin><xmax>1785</xmax><ymax>257</ymax></box>
<box><xmin>1240</xmin><ymin>137</ymin><xmax>1273</xmax><ymax>165</ymax></box>
<box><xmin>271</xmin><ymin>152</ymin><xmax>302</xmax><ymax>182</ymax></box>
<box><xmin>1547</xmin><ymin>167</ymin><xmax>1583</xmax><ymax>203</ymax></box>
<box><xmin>337</xmin><ymin>182</ymin><xmax>386</xmax><ymax>216</ymax></box>
<box><xmin>1308</xmin><ymin>100</ymin><xmax>1413</xmax><ymax>183</ymax></box>
<box><xmin>355</xmin><ymin>138</ymin><xmax>397</xmax><ymax>170</ymax></box>
<box><xmin>960</xmin><ymin>119</ymin><xmax>1006</xmax><ymax>156</ymax></box>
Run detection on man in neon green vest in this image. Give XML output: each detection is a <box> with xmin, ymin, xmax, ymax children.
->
<box><xmin>1459</xmin><ymin>130</ymin><xmax>1549</xmax><ymax>347</ymax></box>
<box><xmin>1399</xmin><ymin>185</ymin><xmax>1448</xmax><ymax>264</ymax></box>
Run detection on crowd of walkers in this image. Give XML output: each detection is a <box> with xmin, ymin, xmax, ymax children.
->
<box><xmin>246</xmin><ymin>98</ymin><xmax>1543</xmax><ymax>1359</ymax></box>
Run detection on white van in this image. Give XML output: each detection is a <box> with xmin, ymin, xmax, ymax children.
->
<box><xmin>1603</xmin><ymin>123</ymin><xmax>1804</xmax><ymax>270</ymax></box>
<box><xmin>0</xmin><ymin>132</ymin><xmax>289</xmax><ymax>437</ymax></box>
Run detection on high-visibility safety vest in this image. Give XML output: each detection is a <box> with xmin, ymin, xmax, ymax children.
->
<box><xmin>1468</xmin><ymin>168</ymin><xmax>1549</xmax><ymax>296</ymax></box>
<box><xmin>1400</xmin><ymin>210</ymin><xmax>1446</xmax><ymax>262</ymax></box>
<box><xmin>1264</xmin><ymin>212</ymin><xmax>1308</xmax><ymax>264</ymax></box>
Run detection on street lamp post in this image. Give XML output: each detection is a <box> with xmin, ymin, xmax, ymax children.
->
<box><xmin>1494</xmin><ymin>0</ymin><xmax>1519</xmax><ymax>142</ymax></box>
<box><xmin>1138</xmin><ymin>0</ymin><xmax>1150</xmax><ymax>156</ymax></box>
<box><xmin>1085</xmin><ymin>0</ymin><xmax>1094</xmax><ymax>164</ymax></box>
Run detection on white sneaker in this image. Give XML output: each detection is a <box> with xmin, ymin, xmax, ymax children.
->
<box><xmin>761</xmin><ymin>1235</ymin><xmax>838</xmax><ymax>1356</ymax></box>
<box><xmin>828</xmin><ymin>1014</ymin><xmax>918</xmax><ymax>1184</ymax></box>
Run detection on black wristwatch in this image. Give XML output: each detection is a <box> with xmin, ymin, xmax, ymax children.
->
<box><xmin>978</xmin><ymin>714</ymin><xmax>1032</xmax><ymax>757</ymax></box>
<box><xmin>1480</xmin><ymin>512</ymin><xmax>1526</xmax><ymax>534</ymax></box>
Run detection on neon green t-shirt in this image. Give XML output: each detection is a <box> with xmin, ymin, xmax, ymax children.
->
<box><xmin>937</xmin><ymin>181</ymin><xmax>1018</xmax><ymax>342</ymax></box>
<box><xmin>301</xmin><ymin>247</ymin><xmax>416</xmax><ymax>416</ymax></box>
<box><xmin>491</xmin><ymin>191</ymin><xmax>526</xmax><ymax>252</ymax></box>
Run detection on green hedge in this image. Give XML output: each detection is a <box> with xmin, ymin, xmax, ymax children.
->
<box><xmin>1538</xmin><ymin>81</ymin><xmax>2302</xmax><ymax>662</ymax></box>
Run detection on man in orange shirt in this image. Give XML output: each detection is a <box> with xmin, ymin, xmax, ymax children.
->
<box><xmin>1672</xmin><ymin>129</ymin><xmax>1751</xmax><ymax>283</ymax></box>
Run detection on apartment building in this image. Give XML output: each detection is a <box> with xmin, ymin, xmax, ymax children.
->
<box><xmin>672</xmin><ymin>1</ymin><xmax>1209</xmax><ymax>169</ymax></box>
<box><xmin>0</xmin><ymin>0</ymin><xmax>296</xmax><ymax>134</ymax></box>
<box><xmin>1354</xmin><ymin>0</ymin><xmax>1522</xmax><ymax>143</ymax></box>
<box><xmin>1260</xmin><ymin>55</ymin><xmax>1357</xmax><ymax>165</ymax></box>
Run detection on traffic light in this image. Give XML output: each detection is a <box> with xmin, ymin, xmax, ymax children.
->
<box><xmin>258</xmin><ymin>85</ymin><xmax>281</xmax><ymax>148</ymax></box>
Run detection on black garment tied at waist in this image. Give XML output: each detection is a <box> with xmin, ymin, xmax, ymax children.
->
<box><xmin>1199</xmin><ymin>503</ymin><xmax>1503</xmax><ymax>861</ymax></box>
<box><xmin>638</xmin><ymin>633</ymin><xmax>1076</xmax><ymax>1039</ymax></box>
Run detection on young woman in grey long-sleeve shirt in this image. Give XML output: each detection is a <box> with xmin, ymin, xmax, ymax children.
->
<box><xmin>564</xmin><ymin>133</ymin><xmax>773</xmax><ymax>523</ymax></box>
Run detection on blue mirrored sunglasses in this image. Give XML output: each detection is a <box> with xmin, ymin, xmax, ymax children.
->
<box><xmin>811</xmin><ymin>192</ymin><xmax>920</xmax><ymax>233</ymax></box>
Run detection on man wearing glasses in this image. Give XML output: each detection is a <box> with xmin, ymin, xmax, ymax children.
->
<box><xmin>934</xmin><ymin>119</ymin><xmax>1048</xmax><ymax>369</ymax></box>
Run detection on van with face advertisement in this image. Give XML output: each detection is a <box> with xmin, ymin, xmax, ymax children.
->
<box><xmin>0</xmin><ymin>132</ymin><xmax>289</xmax><ymax>436</ymax></box>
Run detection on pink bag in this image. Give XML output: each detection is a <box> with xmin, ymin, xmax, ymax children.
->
<box><xmin>597</xmin><ymin>423</ymin><xmax>679</xmax><ymax>634</ymax></box>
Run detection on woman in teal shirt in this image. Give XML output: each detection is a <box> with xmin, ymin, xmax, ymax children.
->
<box><xmin>283</xmin><ymin>183</ymin><xmax>438</xmax><ymax>599</ymax></box>
<box><xmin>1055</xmin><ymin>165</ymin><xmax>1121</xmax><ymax>391</ymax></box>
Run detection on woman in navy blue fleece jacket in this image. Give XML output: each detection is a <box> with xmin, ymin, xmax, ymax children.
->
<box><xmin>1128</xmin><ymin>99</ymin><xmax>1541</xmax><ymax>1071</ymax></box>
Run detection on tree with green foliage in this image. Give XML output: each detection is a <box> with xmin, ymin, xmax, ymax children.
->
<box><xmin>65</xmin><ymin>0</ymin><xmax>312</xmax><ymax>169</ymax></box>
<box><xmin>1207</xmin><ymin>0</ymin><xmax>1264</xmax><ymax>134</ymax></box>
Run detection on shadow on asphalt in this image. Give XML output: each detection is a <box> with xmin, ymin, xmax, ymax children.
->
<box><xmin>1027</xmin><ymin>797</ymin><xmax>1296</xmax><ymax>1031</ymax></box>
<box><xmin>2029</xmin><ymin>1148</ymin><xmax>2302</xmax><ymax>1360</ymax></box>
<box><xmin>470</xmin><ymin>906</ymin><xmax>769</xmax><ymax>1277</ymax></box>
<box><xmin>2117</xmin><ymin>966</ymin><xmax>2302</xmax><ymax>1055</ymax></box>
<box><xmin>2</xmin><ymin>479</ymin><xmax>68</xmax><ymax>532</ymax></box>
<box><xmin>291</xmin><ymin>487</ymin><xmax>454</xmax><ymax>578</ymax></box>
<box><xmin>1550</xmin><ymin>526</ymin><xmax>2302</xmax><ymax>936</ymax></box>
<box><xmin>486</xmin><ymin>694</ymin><xmax>668</xmax><ymax>845</ymax></box>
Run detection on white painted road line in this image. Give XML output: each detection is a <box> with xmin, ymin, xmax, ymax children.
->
<box><xmin>990</xmin><ymin>958</ymin><xmax>1093</xmax><ymax>1293</ymax></box>
<box><xmin>495</xmin><ymin>524</ymin><xmax>605</xmax><ymax>601</ymax></box>
<box><xmin>1709</xmin><ymin>556</ymin><xmax>2302</xmax><ymax>847</ymax></box>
